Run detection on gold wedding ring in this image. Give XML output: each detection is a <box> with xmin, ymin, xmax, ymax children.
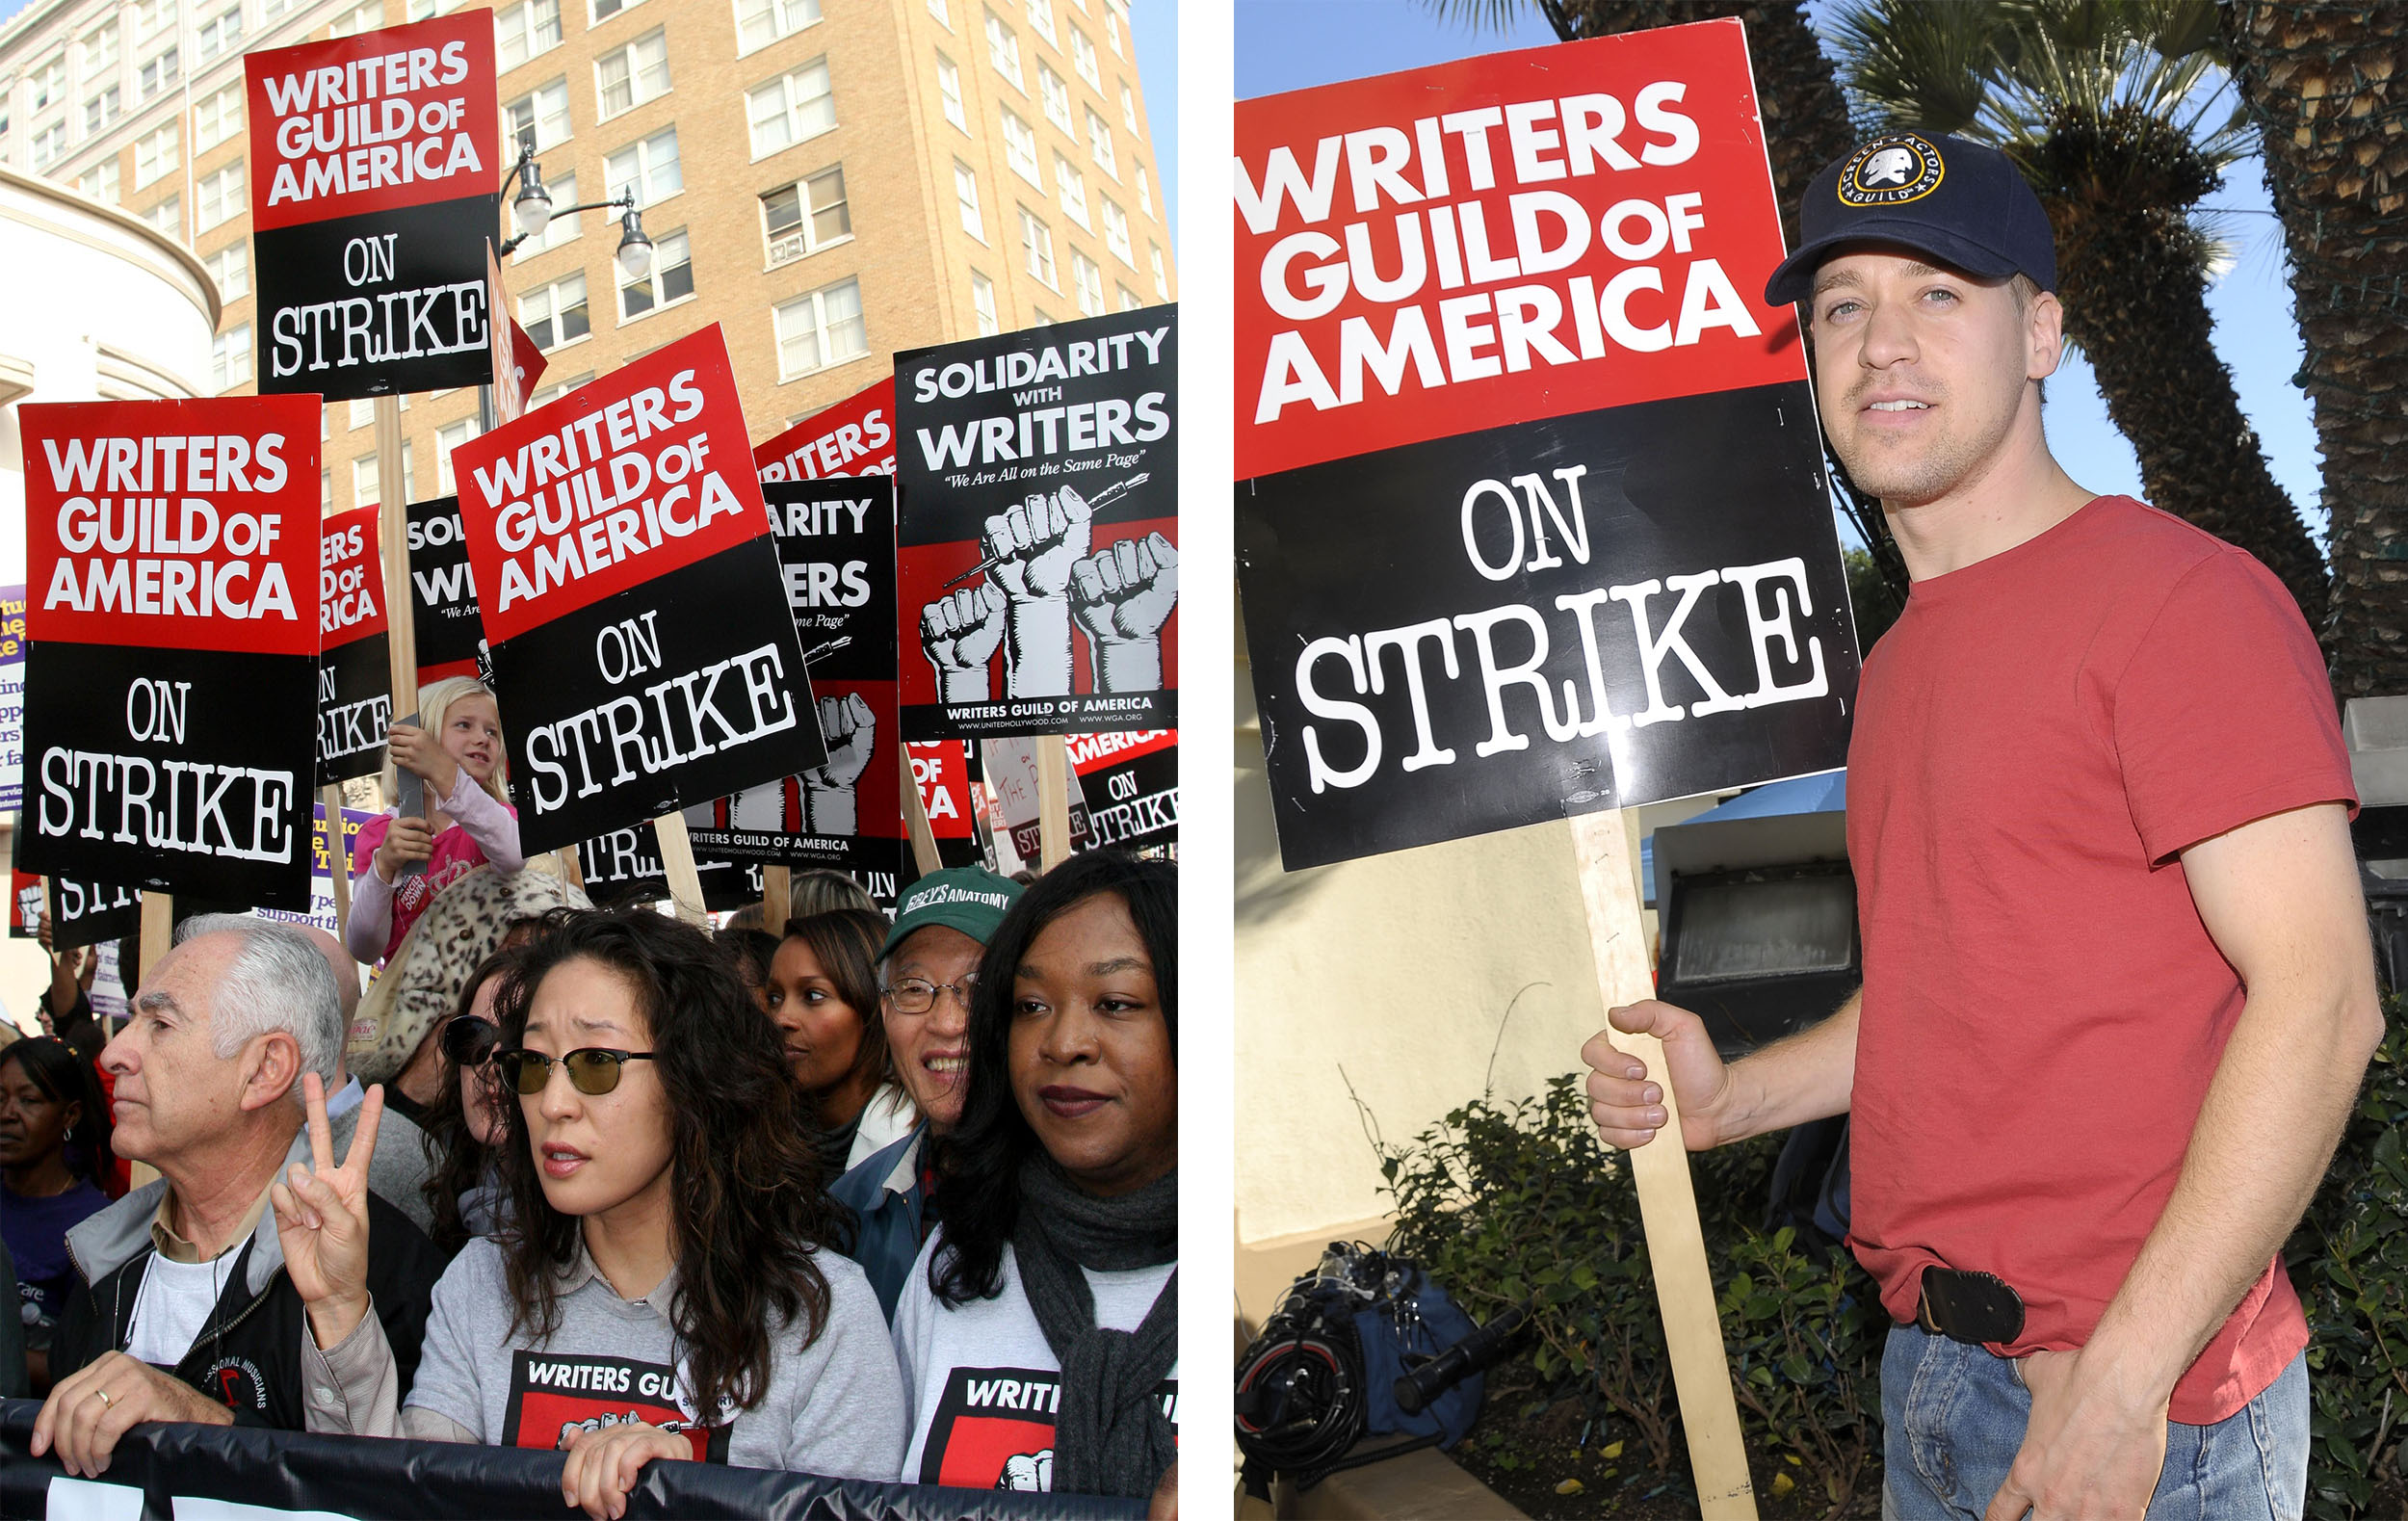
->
<box><xmin>92</xmin><ymin>1388</ymin><xmax>113</xmax><ymax>1409</ymax></box>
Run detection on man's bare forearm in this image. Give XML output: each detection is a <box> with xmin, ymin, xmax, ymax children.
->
<box><xmin>1717</xmin><ymin>989</ymin><xmax>1862</xmax><ymax>1145</ymax></box>
<box><xmin>2083</xmin><ymin>971</ymin><xmax>2380</xmax><ymax>1401</ymax></box>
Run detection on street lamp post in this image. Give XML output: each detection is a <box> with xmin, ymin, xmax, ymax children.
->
<box><xmin>481</xmin><ymin>144</ymin><xmax>657</xmax><ymax>431</ymax></box>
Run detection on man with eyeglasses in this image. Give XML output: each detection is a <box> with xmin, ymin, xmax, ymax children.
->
<box><xmin>830</xmin><ymin>866</ymin><xmax>1024</xmax><ymax>1321</ymax></box>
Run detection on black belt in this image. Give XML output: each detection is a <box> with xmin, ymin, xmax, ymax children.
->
<box><xmin>1917</xmin><ymin>1267</ymin><xmax>2025</xmax><ymax>1345</ymax></box>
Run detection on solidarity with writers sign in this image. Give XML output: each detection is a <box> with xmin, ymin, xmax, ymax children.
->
<box><xmin>451</xmin><ymin>325</ymin><xmax>826</xmax><ymax>853</ymax></box>
<box><xmin>895</xmin><ymin>307</ymin><xmax>1180</xmax><ymax>741</ymax></box>
<box><xmin>407</xmin><ymin>494</ymin><xmax>486</xmax><ymax>683</ymax></box>
<box><xmin>19</xmin><ymin>397</ymin><xmax>323</xmax><ymax>906</ymax></box>
<box><xmin>246</xmin><ymin>11</ymin><xmax>499</xmax><ymax>399</ymax></box>
<box><xmin>318</xmin><ymin>505</ymin><xmax>392</xmax><ymax>783</ymax></box>
<box><xmin>756</xmin><ymin>375</ymin><xmax>897</xmax><ymax>483</ymax></box>
<box><xmin>684</xmin><ymin>477</ymin><xmax>902</xmax><ymax>884</ymax></box>
<box><xmin>1235</xmin><ymin>21</ymin><xmax>1859</xmax><ymax>869</ymax></box>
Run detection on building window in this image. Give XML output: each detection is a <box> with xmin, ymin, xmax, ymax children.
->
<box><xmin>1086</xmin><ymin>108</ymin><xmax>1116</xmax><ymax>178</ymax></box>
<box><xmin>1069</xmin><ymin>24</ymin><xmax>1097</xmax><ymax>88</ymax></box>
<box><xmin>774</xmin><ymin>276</ymin><xmax>866</xmax><ymax>380</ymax></box>
<box><xmin>1017</xmin><ymin>204</ymin><xmax>1055</xmax><ymax>288</ymax></box>
<box><xmin>1026</xmin><ymin>0</ymin><xmax>1056</xmax><ymax>44</ymax></box>
<box><xmin>983</xmin><ymin>9</ymin><xmax>1021</xmax><ymax>91</ymax></box>
<box><xmin>1117</xmin><ymin>282</ymin><xmax>1142</xmax><ymax>311</ymax></box>
<box><xmin>971</xmin><ymin>270</ymin><xmax>998</xmax><ymax>334</ymax></box>
<box><xmin>595</xmin><ymin>30</ymin><xmax>669</xmax><ymax>119</ymax></box>
<box><xmin>521</xmin><ymin>271</ymin><xmax>589</xmax><ymax>349</ymax></box>
<box><xmin>353</xmin><ymin>454</ymin><xmax>375</xmax><ymax>506</ymax></box>
<box><xmin>496</xmin><ymin>0</ymin><xmax>562</xmax><ymax>70</ymax></box>
<box><xmin>1104</xmin><ymin>5</ymin><xmax>1121</xmax><ymax>56</ymax></box>
<box><xmin>1149</xmin><ymin>240</ymin><xmax>1166</xmax><ymax>299</ymax></box>
<box><xmin>197</xmin><ymin>6</ymin><xmax>243</xmax><ymax>60</ymax></box>
<box><xmin>620</xmin><ymin>227</ymin><xmax>692</xmax><ymax>317</ymax></box>
<box><xmin>134</xmin><ymin>0</ymin><xmax>175</xmax><ymax>43</ymax></box>
<box><xmin>84</xmin><ymin>87</ymin><xmax>121</xmax><ymax>136</ymax></box>
<box><xmin>1037</xmin><ymin>62</ymin><xmax>1071</xmax><ymax>133</ymax></box>
<box><xmin>144</xmin><ymin>194</ymin><xmax>181</xmax><ymax>240</ymax></box>
<box><xmin>136</xmin><ymin>123</ymin><xmax>179</xmax><ymax>186</ymax></box>
<box><xmin>935</xmin><ymin>52</ymin><xmax>966</xmax><ymax>132</ymax></box>
<box><xmin>139</xmin><ymin>49</ymin><xmax>180</xmax><ymax>101</ymax></box>
<box><xmin>590</xmin><ymin>0</ymin><xmax>645</xmax><ymax>25</ymax></box>
<box><xmin>32</xmin><ymin>56</ymin><xmax>65</xmax><ymax>111</ymax></box>
<box><xmin>407</xmin><ymin>0</ymin><xmax>439</xmax><ymax>22</ymax></box>
<box><xmin>1053</xmin><ymin>152</ymin><xmax>1089</xmax><ymax>229</ymax></box>
<box><xmin>1102</xmin><ymin>196</ymin><xmax>1132</xmax><ymax>265</ymax></box>
<box><xmin>434</xmin><ymin>419</ymin><xmax>480</xmax><ymax>495</ymax></box>
<box><xmin>927</xmin><ymin>0</ymin><xmax>948</xmax><ymax>22</ymax></box>
<box><xmin>195</xmin><ymin>83</ymin><xmax>243</xmax><ymax>151</ymax></box>
<box><xmin>761</xmin><ymin>164</ymin><xmax>848</xmax><ymax>264</ymax></box>
<box><xmin>212</xmin><ymin>324</ymin><xmax>251</xmax><ymax>389</ymax></box>
<box><xmin>320</xmin><ymin>468</ymin><xmax>331</xmax><ymax>510</ymax></box>
<box><xmin>953</xmin><ymin>160</ymin><xmax>983</xmax><ymax>241</ymax></box>
<box><xmin>329</xmin><ymin>1</ymin><xmax>381</xmax><ymax>37</ymax></box>
<box><xmin>349</xmin><ymin>393</ymin><xmax>406</xmax><ymax>428</ymax></box>
<box><xmin>505</xmin><ymin>79</ymin><xmax>570</xmax><ymax>155</ymax></box>
<box><xmin>83</xmin><ymin>21</ymin><xmax>119</xmax><ymax>73</ymax></box>
<box><xmin>1121</xmin><ymin>79</ymin><xmax>1139</xmax><ymax>134</ymax></box>
<box><xmin>32</xmin><ymin>123</ymin><xmax>66</xmax><ymax>171</ymax></box>
<box><xmin>80</xmin><ymin>159</ymin><xmax>120</xmax><ymax>203</ymax></box>
<box><xmin>514</xmin><ymin>168</ymin><xmax>579</xmax><ymax>257</ymax></box>
<box><xmin>1135</xmin><ymin>160</ymin><xmax>1153</xmax><ymax>220</ymax></box>
<box><xmin>1073</xmin><ymin>250</ymin><xmax>1102</xmax><ymax>316</ymax></box>
<box><xmin>604</xmin><ymin>126</ymin><xmax>680</xmax><ymax>206</ymax></box>
<box><xmin>204</xmin><ymin>239</ymin><xmax>248</xmax><ymax>299</ymax></box>
<box><xmin>746</xmin><ymin>59</ymin><xmax>832</xmax><ymax>157</ymax></box>
<box><xmin>196</xmin><ymin>160</ymin><xmax>244</xmax><ymax>231</ymax></box>
<box><xmin>734</xmin><ymin>0</ymin><xmax>817</xmax><ymax>53</ymax></box>
<box><xmin>1030</xmin><ymin>305</ymin><xmax>1052</xmax><ymax>327</ymax></box>
<box><xmin>1001</xmin><ymin>108</ymin><xmax>1039</xmax><ymax>187</ymax></box>
<box><xmin>530</xmin><ymin>371</ymin><xmax>590</xmax><ymax>409</ymax></box>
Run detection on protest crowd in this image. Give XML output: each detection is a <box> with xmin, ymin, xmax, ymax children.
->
<box><xmin>0</xmin><ymin>690</ymin><xmax>1180</xmax><ymax>1513</ymax></box>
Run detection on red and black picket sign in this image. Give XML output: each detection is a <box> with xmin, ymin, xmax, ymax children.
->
<box><xmin>1233</xmin><ymin>21</ymin><xmax>1860</xmax><ymax>870</ymax></box>
<box><xmin>7</xmin><ymin>869</ymin><xmax>142</xmax><ymax>951</ymax></box>
<box><xmin>683</xmin><ymin>478</ymin><xmax>902</xmax><ymax>889</ymax></box>
<box><xmin>1071</xmin><ymin>728</ymin><xmax>1178</xmax><ymax>852</ymax></box>
<box><xmin>18</xmin><ymin>396</ymin><xmax>325</xmax><ymax>907</ymax></box>
<box><xmin>905</xmin><ymin>739</ymin><xmax>984</xmax><ymax>873</ymax></box>
<box><xmin>894</xmin><ymin>307</ymin><xmax>1180</xmax><ymax>742</ymax></box>
<box><xmin>406</xmin><ymin>493</ymin><xmax>486</xmax><ymax>684</ymax></box>
<box><xmin>318</xmin><ymin>504</ymin><xmax>393</xmax><ymax>783</ymax></box>
<box><xmin>450</xmin><ymin>325</ymin><xmax>826</xmax><ymax>854</ymax></box>
<box><xmin>246</xmin><ymin>11</ymin><xmax>500</xmax><ymax>401</ymax></box>
<box><xmin>756</xmin><ymin>375</ymin><xmax>898</xmax><ymax>484</ymax></box>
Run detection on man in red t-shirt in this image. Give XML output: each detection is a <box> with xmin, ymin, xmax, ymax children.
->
<box><xmin>1584</xmin><ymin>132</ymin><xmax>2378</xmax><ymax>1521</ymax></box>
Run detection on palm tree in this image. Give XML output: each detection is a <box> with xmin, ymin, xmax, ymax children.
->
<box><xmin>1828</xmin><ymin>0</ymin><xmax>2331</xmax><ymax>622</ymax></box>
<box><xmin>2217</xmin><ymin>1</ymin><xmax>2408</xmax><ymax>697</ymax></box>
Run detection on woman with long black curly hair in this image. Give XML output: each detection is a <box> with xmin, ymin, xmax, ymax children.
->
<box><xmin>892</xmin><ymin>850</ymin><xmax>1176</xmax><ymax>1507</ymax></box>
<box><xmin>274</xmin><ymin>908</ymin><xmax>903</xmax><ymax>1518</ymax></box>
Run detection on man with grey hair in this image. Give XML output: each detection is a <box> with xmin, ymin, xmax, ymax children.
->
<box><xmin>28</xmin><ymin>917</ymin><xmax>443</xmax><ymax>1475</ymax></box>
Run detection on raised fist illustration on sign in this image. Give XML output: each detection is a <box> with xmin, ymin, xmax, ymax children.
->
<box><xmin>922</xmin><ymin>582</ymin><xmax>1008</xmax><ymax>701</ymax></box>
<box><xmin>1071</xmin><ymin>532</ymin><xmax>1178</xmax><ymax>694</ymax></box>
<box><xmin>802</xmin><ymin>693</ymin><xmax>876</xmax><ymax>835</ymax></box>
<box><xmin>984</xmin><ymin>485</ymin><xmax>1093</xmax><ymax>698</ymax></box>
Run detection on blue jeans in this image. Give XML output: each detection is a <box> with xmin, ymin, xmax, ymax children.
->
<box><xmin>1881</xmin><ymin>1324</ymin><xmax>2308</xmax><ymax>1520</ymax></box>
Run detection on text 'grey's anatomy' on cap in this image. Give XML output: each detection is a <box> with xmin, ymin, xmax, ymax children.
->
<box><xmin>1762</xmin><ymin>133</ymin><xmax>2058</xmax><ymax>307</ymax></box>
<box><xmin>880</xmin><ymin>865</ymin><xmax>1026</xmax><ymax>959</ymax></box>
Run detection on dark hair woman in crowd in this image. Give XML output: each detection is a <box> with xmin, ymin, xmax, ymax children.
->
<box><xmin>891</xmin><ymin>851</ymin><xmax>1177</xmax><ymax>1506</ymax></box>
<box><xmin>416</xmin><ymin>952</ymin><xmax>516</xmax><ymax>1256</ymax></box>
<box><xmin>0</xmin><ymin>1037</ymin><xmax>114</xmax><ymax>1390</ymax></box>
<box><xmin>767</xmin><ymin>909</ymin><xmax>912</xmax><ymax>1175</ymax></box>
<box><xmin>274</xmin><ymin>908</ymin><xmax>903</xmax><ymax>1518</ymax></box>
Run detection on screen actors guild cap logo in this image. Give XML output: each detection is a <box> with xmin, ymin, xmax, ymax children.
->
<box><xmin>1838</xmin><ymin>135</ymin><xmax>1945</xmax><ymax>207</ymax></box>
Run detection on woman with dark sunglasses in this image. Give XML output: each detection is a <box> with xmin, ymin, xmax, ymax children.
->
<box><xmin>273</xmin><ymin>909</ymin><xmax>903</xmax><ymax>1518</ymax></box>
<box><xmin>414</xmin><ymin>953</ymin><xmax>515</xmax><ymax>1257</ymax></box>
<box><xmin>892</xmin><ymin>851</ymin><xmax>1177</xmax><ymax>1508</ymax></box>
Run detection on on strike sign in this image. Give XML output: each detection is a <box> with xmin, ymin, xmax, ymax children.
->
<box><xmin>318</xmin><ymin>505</ymin><xmax>392</xmax><ymax>783</ymax></box>
<box><xmin>1235</xmin><ymin>22</ymin><xmax>1860</xmax><ymax>870</ymax></box>
<box><xmin>755</xmin><ymin>376</ymin><xmax>897</xmax><ymax>483</ymax></box>
<box><xmin>451</xmin><ymin>325</ymin><xmax>826</xmax><ymax>853</ymax></box>
<box><xmin>247</xmin><ymin>11</ymin><xmax>499</xmax><ymax>399</ymax></box>
<box><xmin>19</xmin><ymin>397</ymin><xmax>323</xmax><ymax>907</ymax></box>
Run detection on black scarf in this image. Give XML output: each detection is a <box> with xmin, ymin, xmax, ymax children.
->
<box><xmin>1011</xmin><ymin>1157</ymin><xmax>1178</xmax><ymax>1499</ymax></box>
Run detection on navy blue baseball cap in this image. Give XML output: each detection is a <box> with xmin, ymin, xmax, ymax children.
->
<box><xmin>1763</xmin><ymin>133</ymin><xmax>2056</xmax><ymax>306</ymax></box>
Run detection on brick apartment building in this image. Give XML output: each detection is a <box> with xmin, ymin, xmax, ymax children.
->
<box><xmin>0</xmin><ymin>0</ymin><xmax>1175</xmax><ymax>510</ymax></box>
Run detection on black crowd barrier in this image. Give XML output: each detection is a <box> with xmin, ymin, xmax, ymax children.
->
<box><xmin>0</xmin><ymin>1400</ymin><xmax>1143</xmax><ymax>1520</ymax></box>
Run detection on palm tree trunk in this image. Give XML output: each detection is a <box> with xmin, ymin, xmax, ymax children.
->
<box><xmin>2223</xmin><ymin>0</ymin><xmax>2408</xmax><ymax>695</ymax></box>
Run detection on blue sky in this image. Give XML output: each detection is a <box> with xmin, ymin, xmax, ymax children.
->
<box><xmin>1235</xmin><ymin>0</ymin><xmax>2328</xmax><ymax>553</ymax></box>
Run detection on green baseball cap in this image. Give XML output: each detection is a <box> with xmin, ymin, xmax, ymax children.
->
<box><xmin>881</xmin><ymin>866</ymin><xmax>1025</xmax><ymax>959</ymax></box>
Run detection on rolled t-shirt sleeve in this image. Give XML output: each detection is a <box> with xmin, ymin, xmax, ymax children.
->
<box><xmin>2111</xmin><ymin>548</ymin><xmax>2356</xmax><ymax>864</ymax></box>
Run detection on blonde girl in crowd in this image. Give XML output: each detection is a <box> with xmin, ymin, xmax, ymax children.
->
<box><xmin>346</xmin><ymin>677</ymin><xmax>525</xmax><ymax>965</ymax></box>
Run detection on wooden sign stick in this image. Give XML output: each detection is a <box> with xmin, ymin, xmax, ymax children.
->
<box><xmin>762</xmin><ymin>865</ymin><xmax>792</xmax><ymax>936</ymax></box>
<box><xmin>129</xmin><ymin>890</ymin><xmax>174</xmax><ymax>1189</ymax></box>
<box><xmin>902</xmin><ymin>748</ymin><xmax>940</xmax><ymax>876</ymax></box>
<box><xmin>1035</xmin><ymin>735</ymin><xmax>1072</xmax><ymax>872</ymax></box>
<box><xmin>1569</xmin><ymin>807</ymin><xmax>1758</xmax><ymax>1517</ymax></box>
<box><xmin>375</xmin><ymin>394</ymin><xmax>418</xmax><ymax>724</ymax></box>
<box><xmin>652</xmin><ymin>810</ymin><xmax>709</xmax><ymax>926</ymax></box>
<box><xmin>322</xmin><ymin>784</ymin><xmax>352</xmax><ymax>938</ymax></box>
